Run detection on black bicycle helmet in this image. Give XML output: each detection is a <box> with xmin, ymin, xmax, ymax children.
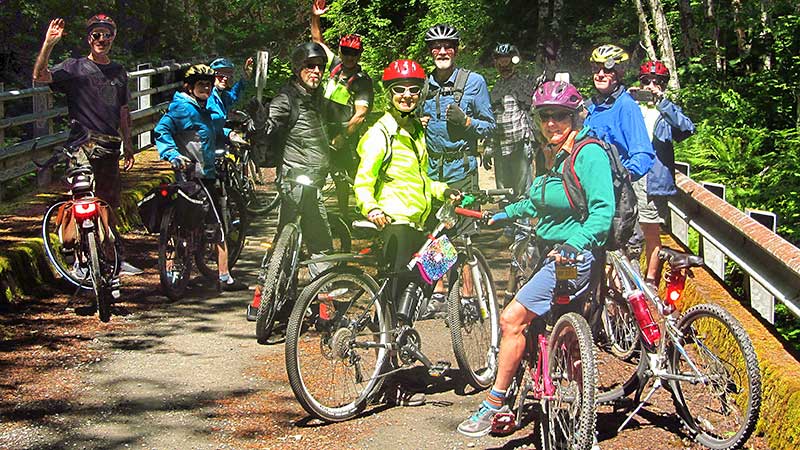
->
<box><xmin>290</xmin><ymin>42</ymin><xmax>328</xmax><ymax>74</ymax></box>
<box><xmin>493</xmin><ymin>43</ymin><xmax>520</xmax><ymax>64</ymax></box>
<box><xmin>424</xmin><ymin>24</ymin><xmax>460</xmax><ymax>44</ymax></box>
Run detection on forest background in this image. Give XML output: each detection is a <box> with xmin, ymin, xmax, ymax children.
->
<box><xmin>1</xmin><ymin>0</ymin><xmax>800</xmax><ymax>339</ymax></box>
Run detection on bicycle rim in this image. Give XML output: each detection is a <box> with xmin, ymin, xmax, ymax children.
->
<box><xmin>42</xmin><ymin>201</ymin><xmax>92</xmax><ymax>290</ymax></box>
<box><xmin>285</xmin><ymin>267</ymin><xmax>389</xmax><ymax>422</ymax></box>
<box><xmin>256</xmin><ymin>223</ymin><xmax>300</xmax><ymax>344</ymax></box>
<box><xmin>542</xmin><ymin>312</ymin><xmax>597</xmax><ymax>450</ymax></box>
<box><xmin>669</xmin><ymin>303</ymin><xmax>761</xmax><ymax>450</ymax></box>
<box><xmin>158</xmin><ymin>207</ymin><xmax>192</xmax><ymax>301</ymax></box>
<box><xmin>86</xmin><ymin>231</ymin><xmax>112</xmax><ymax>322</ymax></box>
<box><xmin>447</xmin><ymin>250</ymin><xmax>499</xmax><ymax>389</ymax></box>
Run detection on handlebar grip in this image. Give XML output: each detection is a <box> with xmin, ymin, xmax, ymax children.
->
<box><xmin>482</xmin><ymin>188</ymin><xmax>514</xmax><ymax>196</ymax></box>
<box><xmin>454</xmin><ymin>207</ymin><xmax>484</xmax><ymax>219</ymax></box>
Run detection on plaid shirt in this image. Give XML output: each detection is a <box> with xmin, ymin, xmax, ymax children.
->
<box><xmin>490</xmin><ymin>73</ymin><xmax>534</xmax><ymax>155</ymax></box>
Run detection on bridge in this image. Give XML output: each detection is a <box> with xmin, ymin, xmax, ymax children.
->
<box><xmin>0</xmin><ymin>58</ymin><xmax>798</xmax><ymax>449</ymax></box>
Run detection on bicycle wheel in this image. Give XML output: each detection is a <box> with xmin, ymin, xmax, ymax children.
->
<box><xmin>224</xmin><ymin>187</ymin><xmax>249</xmax><ymax>266</ymax></box>
<box><xmin>256</xmin><ymin>223</ymin><xmax>301</xmax><ymax>344</ymax></box>
<box><xmin>42</xmin><ymin>201</ymin><xmax>91</xmax><ymax>289</ymax></box>
<box><xmin>86</xmin><ymin>230</ymin><xmax>113</xmax><ymax>322</ymax></box>
<box><xmin>541</xmin><ymin>312</ymin><xmax>597</xmax><ymax>450</ymax></box>
<box><xmin>447</xmin><ymin>249</ymin><xmax>500</xmax><ymax>389</ymax></box>
<box><xmin>600</xmin><ymin>265</ymin><xmax>639</xmax><ymax>360</ymax></box>
<box><xmin>158</xmin><ymin>207</ymin><xmax>193</xmax><ymax>301</ymax></box>
<box><xmin>669</xmin><ymin>303</ymin><xmax>761</xmax><ymax>450</ymax></box>
<box><xmin>285</xmin><ymin>266</ymin><xmax>390</xmax><ymax>422</ymax></box>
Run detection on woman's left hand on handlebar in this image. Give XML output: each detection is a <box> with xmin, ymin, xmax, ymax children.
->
<box><xmin>367</xmin><ymin>208</ymin><xmax>390</xmax><ymax>229</ymax></box>
<box><xmin>487</xmin><ymin>211</ymin><xmax>508</xmax><ymax>226</ymax></box>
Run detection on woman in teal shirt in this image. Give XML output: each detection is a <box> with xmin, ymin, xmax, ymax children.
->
<box><xmin>458</xmin><ymin>81</ymin><xmax>614</xmax><ymax>437</ymax></box>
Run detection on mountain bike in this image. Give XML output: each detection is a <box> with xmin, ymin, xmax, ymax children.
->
<box><xmin>152</xmin><ymin>152</ymin><xmax>247</xmax><ymax>300</ymax></box>
<box><xmin>597</xmin><ymin>247</ymin><xmax>762</xmax><ymax>450</ymax></box>
<box><xmin>283</xmin><ymin>191</ymin><xmax>506</xmax><ymax>422</ymax></box>
<box><xmin>253</xmin><ymin>174</ymin><xmax>352</xmax><ymax>344</ymax></box>
<box><xmin>40</xmin><ymin>146</ymin><xmax>121</xmax><ymax>322</ymax></box>
<box><xmin>489</xmin><ymin>252</ymin><xmax>598</xmax><ymax>450</ymax></box>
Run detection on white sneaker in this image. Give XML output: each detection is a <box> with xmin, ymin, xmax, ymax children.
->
<box><xmin>120</xmin><ymin>261</ymin><xmax>143</xmax><ymax>276</ymax></box>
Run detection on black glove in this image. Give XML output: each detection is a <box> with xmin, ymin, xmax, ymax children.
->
<box><xmin>443</xmin><ymin>188</ymin><xmax>462</xmax><ymax>202</ymax></box>
<box><xmin>556</xmin><ymin>243</ymin><xmax>580</xmax><ymax>263</ymax></box>
<box><xmin>446</xmin><ymin>103</ymin><xmax>468</xmax><ymax>127</ymax></box>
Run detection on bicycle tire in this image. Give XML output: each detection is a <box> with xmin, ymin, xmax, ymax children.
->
<box><xmin>86</xmin><ymin>231</ymin><xmax>112</xmax><ymax>322</ymax></box>
<box><xmin>541</xmin><ymin>312</ymin><xmax>597</xmax><ymax>450</ymax></box>
<box><xmin>42</xmin><ymin>200</ymin><xmax>91</xmax><ymax>290</ymax></box>
<box><xmin>158</xmin><ymin>206</ymin><xmax>192</xmax><ymax>301</ymax></box>
<box><xmin>328</xmin><ymin>212</ymin><xmax>352</xmax><ymax>254</ymax></box>
<box><xmin>446</xmin><ymin>249</ymin><xmax>500</xmax><ymax>389</ymax></box>
<box><xmin>256</xmin><ymin>222</ymin><xmax>300</xmax><ymax>344</ymax></box>
<box><xmin>285</xmin><ymin>266</ymin><xmax>390</xmax><ymax>422</ymax></box>
<box><xmin>225</xmin><ymin>186</ymin><xmax>249</xmax><ymax>266</ymax></box>
<box><xmin>600</xmin><ymin>264</ymin><xmax>639</xmax><ymax>360</ymax></box>
<box><xmin>669</xmin><ymin>303</ymin><xmax>761</xmax><ymax>450</ymax></box>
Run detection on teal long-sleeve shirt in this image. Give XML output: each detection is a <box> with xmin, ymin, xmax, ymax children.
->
<box><xmin>505</xmin><ymin>129</ymin><xmax>615</xmax><ymax>251</ymax></box>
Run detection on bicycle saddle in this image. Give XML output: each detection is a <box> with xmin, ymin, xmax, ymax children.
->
<box><xmin>659</xmin><ymin>247</ymin><xmax>704</xmax><ymax>269</ymax></box>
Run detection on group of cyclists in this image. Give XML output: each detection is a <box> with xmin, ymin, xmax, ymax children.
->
<box><xmin>35</xmin><ymin>4</ymin><xmax>696</xmax><ymax>441</ymax></box>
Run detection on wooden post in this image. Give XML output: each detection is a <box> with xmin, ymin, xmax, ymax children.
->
<box><xmin>136</xmin><ymin>63</ymin><xmax>152</xmax><ymax>150</ymax></box>
<box><xmin>0</xmin><ymin>82</ymin><xmax>5</xmax><ymax>201</ymax></box>
<box><xmin>32</xmin><ymin>81</ymin><xmax>53</xmax><ymax>187</ymax></box>
<box><xmin>255</xmin><ymin>51</ymin><xmax>269</xmax><ymax>102</ymax></box>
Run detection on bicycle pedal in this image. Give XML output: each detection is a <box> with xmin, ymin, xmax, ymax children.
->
<box><xmin>491</xmin><ymin>412</ymin><xmax>517</xmax><ymax>435</ymax></box>
<box><xmin>428</xmin><ymin>361</ymin><xmax>450</xmax><ymax>377</ymax></box>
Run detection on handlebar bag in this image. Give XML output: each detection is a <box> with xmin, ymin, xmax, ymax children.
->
<box><xmin>416</xmin><ymin>235</ymin><xmax>458</xmax><ymax>284</ymax></box>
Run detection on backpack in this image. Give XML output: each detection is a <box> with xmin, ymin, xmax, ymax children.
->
<box><xmin>246</xmin><ymin>91</ymin><xmax>300</xmax><ymax>168</ymax></box>
<box><xmin>559</xmin><ymin>135</ymin><xmax>638</xmax><ymax>250</ymax></box>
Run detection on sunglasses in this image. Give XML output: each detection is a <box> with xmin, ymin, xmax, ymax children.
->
<box><xmin>639</xmin><ymin>76</ymin><xmax>664</xmax><ymax>86</ymax></box>
<box><xmin>303</xmin><ymin>62</ymin><xmax>324</xmax><ymax>71</ymax></box>
<box><xmin>90</xmin><ymin>32</ymin><xmax>114</xmax><ymax>40</ymax></box>
<box><xmin>538</xmin><ymin>110</ymin><xmax>572</xmax><ymax>122</ymax></box>
<box><xmin>593</xmin><ymin>64</ymin><xmax>617</xmax><ymax>74</ymax></box>
<box><xmin>340</xmin><ymin>47</ymin><xmax>361</xmax><ymax>57</ymax></box>
<box><xmin>390</xmin><ymin>85</ymin><xmax>422</xmax><ymax>96</ymax></box>
<box><xmin>429</xmin><ymin>42</ymin><xmax>456</xmax><ymax>52</ymax></box>
<box><xmin>215</xmin><ymin>73</ymin><xmax>231</xmax><ymax>80</ymax></box>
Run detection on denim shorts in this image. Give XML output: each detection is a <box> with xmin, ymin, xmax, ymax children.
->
<box><xmin>515</xmin><ymin>250</ymin><xmax>595</xmax><ymax>316</ymax></box>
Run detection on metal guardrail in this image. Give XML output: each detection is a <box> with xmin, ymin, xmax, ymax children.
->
<box><xmin>0</xmin><ymin>59</ymin><xmax>206</xmax><ymax>197</ymax></box>
<box><xmin>668</xmin><ymin>172</ymin><xmax>800</xmax><ymax>323</ymax></box>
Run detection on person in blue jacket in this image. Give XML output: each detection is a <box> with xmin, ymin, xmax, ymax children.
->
<box><xmin>630</xmin><ymin>60</ymin><xmax>695</xmax><ymax>286</ymax></box>
<box><xmin>207</xmin><ymin>57</ymin><xmax>253</xmax><ymax>138</ymax></box>
<box><xmin>154</xmin><ymin>64</ymin><xmax>247</xmax><ymax>291</ymax></box>
<box><xmin>584</xmin><ymin>44</ymin><xmax>655</xmax><ymax>181</ymax></box>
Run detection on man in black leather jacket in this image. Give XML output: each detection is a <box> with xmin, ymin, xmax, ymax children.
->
<box><xmin>268</xmin><ymin>42</ymin><xmax>334</xmax><ymax>274</ymax></box>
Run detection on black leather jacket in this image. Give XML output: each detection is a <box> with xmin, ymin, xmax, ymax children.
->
<box><xmin>268</xmin><ymin>79</ymin><xmax>330</xmax><ymax>180</ymax></box>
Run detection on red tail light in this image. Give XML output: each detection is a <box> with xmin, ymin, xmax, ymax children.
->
<box><xmin>665</xmin><ymin>272</ymin><xmax>686</xmax><ymax>309</ymax></box>
<box><xmin>251</xmin><ymin>285</ymin><xmax>262</xmax><ymax>309</ymax></box>
<box><xmin>73</xmin><ymin>201</ymin><xmax>98</xmax><ymax>220</ymax></box>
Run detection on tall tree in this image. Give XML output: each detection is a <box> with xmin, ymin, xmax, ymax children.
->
<box><xmin>633</xmin><ymin>0</ymin><xmax>657</xmax><ymax>61</ymax></box>
<box><xmin>678</xmin><ymin>0</ymin><xmax>701</xmax><ymax>58</ymax></box>
<box><xmin>647</xmin><ymin>0</ymin><xmax>679</xmax><ymax>89</ymax></box>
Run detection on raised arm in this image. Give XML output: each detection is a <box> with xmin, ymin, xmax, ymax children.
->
<box><xmin>32</xmin><ymin>18</ymin><xmax>65</xmax><ymax>83</ymax></box>
<box><xmin>310</xmin><ymin>0</ymin><xmax>328</xmax><ymax>45</ymax></box>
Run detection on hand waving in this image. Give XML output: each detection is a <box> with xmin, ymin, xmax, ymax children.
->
<box><xmin>312</xmin><ymin>0</ymin><xmax>329</xmax><ymax>16</ymax></box>
<box><xmin>44</xmin><ymin>18</ymin><xmax>66</xmax><ymax>47</ymax></box>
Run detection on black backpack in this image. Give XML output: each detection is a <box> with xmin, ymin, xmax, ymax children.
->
<box><xmin>558</xmin><ymin>135</ymin><xmax>638</xmax><ymax>251</ymax></box>
<box><xmin>245</xmin><ymin>93</ymin><xmax>300</xmax><ymax>168</ymax></box>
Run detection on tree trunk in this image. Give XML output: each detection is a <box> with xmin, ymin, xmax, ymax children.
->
<box><xmin>760</xmin><ymin>0</ymin><xmax>773</xmax><ymax>70</ymax></box>
<box><xmin>731</xmin><ymin>0</ymin><xmax>750</xmax><ymax>62</ymax></box>
<box><xmin>634</xmin><ymin>0</ymin><xmax>657</xmax><ymax>61</ymax></box>
<box><xmin>648</xmin><ymin>0</ymin><xmax>680</xmax><ymax>89</ymax></box>
<box><xmin>705</xmin><ymin>0</ymin><xmax>724</xmax><ymax>72</ymax></box>
<box><xmin>678</xmin><ymin>0</ymin><xmax>700</xmax><ymax>57</ymax></box>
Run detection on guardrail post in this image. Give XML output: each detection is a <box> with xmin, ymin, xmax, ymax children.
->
<box><xmin>699</xmin><ymin>181</ymin><xmax>727</xmax><ymax>279</ymax></box>
<box><xmin>746</xmin><ymin>209</ymin><xmax>779</xmax><ymax>323</ymax></box>
<box><xmin>136</xmin><ymin>63</ymin><xmax>152</xmax><ymax>150</ymax></box>
<box><xmin>669</xmin><ymin>162</ymin><xmax>690</xmax><ymax>246</ymax></box>
<box><xmin>32</xmin><ymin>81</ymin><xmax>54</xmax><ymax>187</ymax></box>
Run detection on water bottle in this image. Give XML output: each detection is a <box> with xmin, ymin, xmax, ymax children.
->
<box><xmin>397</xmin><ymin>282</ymin><xmax>424</xmax><ymax>324</ymax></box>
<box><xmin>627</xmin><ymin>289</ymin><xmax>661</xmax><ymax>346</ymax></box>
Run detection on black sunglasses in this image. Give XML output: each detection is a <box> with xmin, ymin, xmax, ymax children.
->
<box><xmin>90</xmin><ymin>31</ymin><xmax>114</xmax><ymax>40</ymax></box>
<box><xmin>639</xmin><ymin>76</ymin><xmax>665</xmax><ymax>86</ymax></box>
<box><xmin>303</xmin><ymin>62</ymin><xmax>324</xmax><ymax>70</ymax></box>
<box><xmin>538</xmin><ymin>110</ymin><xmax>572</xmax><ymax>122</ymax></box>
<box><xmin>340</xmin><ymin>47</ymin><xmax>361</xmax><ymax>57</ymax></box>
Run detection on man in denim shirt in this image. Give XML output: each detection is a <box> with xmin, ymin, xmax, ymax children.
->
<box><xmin>421</xmin><ymin>24</ymin><xmax>495</xmax><ymax>191</ymax></box>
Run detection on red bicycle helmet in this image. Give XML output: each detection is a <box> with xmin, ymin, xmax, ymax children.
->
<box><xmin>532</xmin><ymin>81</ymin><xmax>584</xmax><ymax>111</ymax></box>
<box><xmin>339</xmin><ymin>34</ymin><xmax>363</xmax><ymax>52</ymax></box>
<box><xmin>640</xmin><ymin>60</ymin><xmax>670</xmax><ymax>78</ymax></box>
<box><xmin>86</xmin><ymin>13</ymin><xmax>116</xmax><ymax>34</ymax></box>
<box><xmin>382</xmin><ymin>59</ymin><xmax>425</xmax><ymax>86</ymax></box>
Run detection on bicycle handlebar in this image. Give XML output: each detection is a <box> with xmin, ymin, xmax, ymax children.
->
<box><xmin>454</xmin><ymin>207</ymin><xmax>485</xmax><ymax>219</ymax></box>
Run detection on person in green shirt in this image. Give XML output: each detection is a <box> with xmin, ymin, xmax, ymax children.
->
<box><xmin>457</xmin><ymin>81</ymin><xmax>615</xmax><ymax>437</ymax></box>
<box><xmin>354</xmin><ymin>59</ymin><xmax>458</xmax><ymax>407</ymax></box>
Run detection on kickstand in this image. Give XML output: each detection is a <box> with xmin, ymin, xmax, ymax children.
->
<box><xmin>617</xmin><ymin>378</ymin><xmax>661</xmax><ymax>433</ymax></box>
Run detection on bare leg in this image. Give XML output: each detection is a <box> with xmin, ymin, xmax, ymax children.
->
<box><xmin>641</xmin><ymin>222</ymin><xmax>662</xmax><ymax>281</ymax></box>
<box><xmin>218</xmin><ymin>242</ymin><xmax>229</xmax><ymax>276</ymax></box>
<box><xmin>492</xmin><ymin>300</ymin><xmax>537</xmax><ymax>392</ymax></box>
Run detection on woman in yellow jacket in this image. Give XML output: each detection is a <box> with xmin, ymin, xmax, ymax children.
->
<box><xmin>354</xmin><ymin>58</ymin><xmax>458</xmax><ymax>406</ymax></box>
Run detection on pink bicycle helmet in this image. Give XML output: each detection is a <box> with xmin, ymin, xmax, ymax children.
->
<box><xmin>532</xmin><ymin>81</ymin><xmax>583</xmax><ymax>111</ymax></box>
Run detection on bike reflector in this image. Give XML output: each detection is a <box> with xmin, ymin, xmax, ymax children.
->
<box><xmin>73</xmin><ymin>201</ymin><xmax>98</xmax><ymax>220</ymax></box>
<box><xmin>416</xmin><ymin>235</ymin><xmax>458</xmax><ymax>284</ymax></box>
